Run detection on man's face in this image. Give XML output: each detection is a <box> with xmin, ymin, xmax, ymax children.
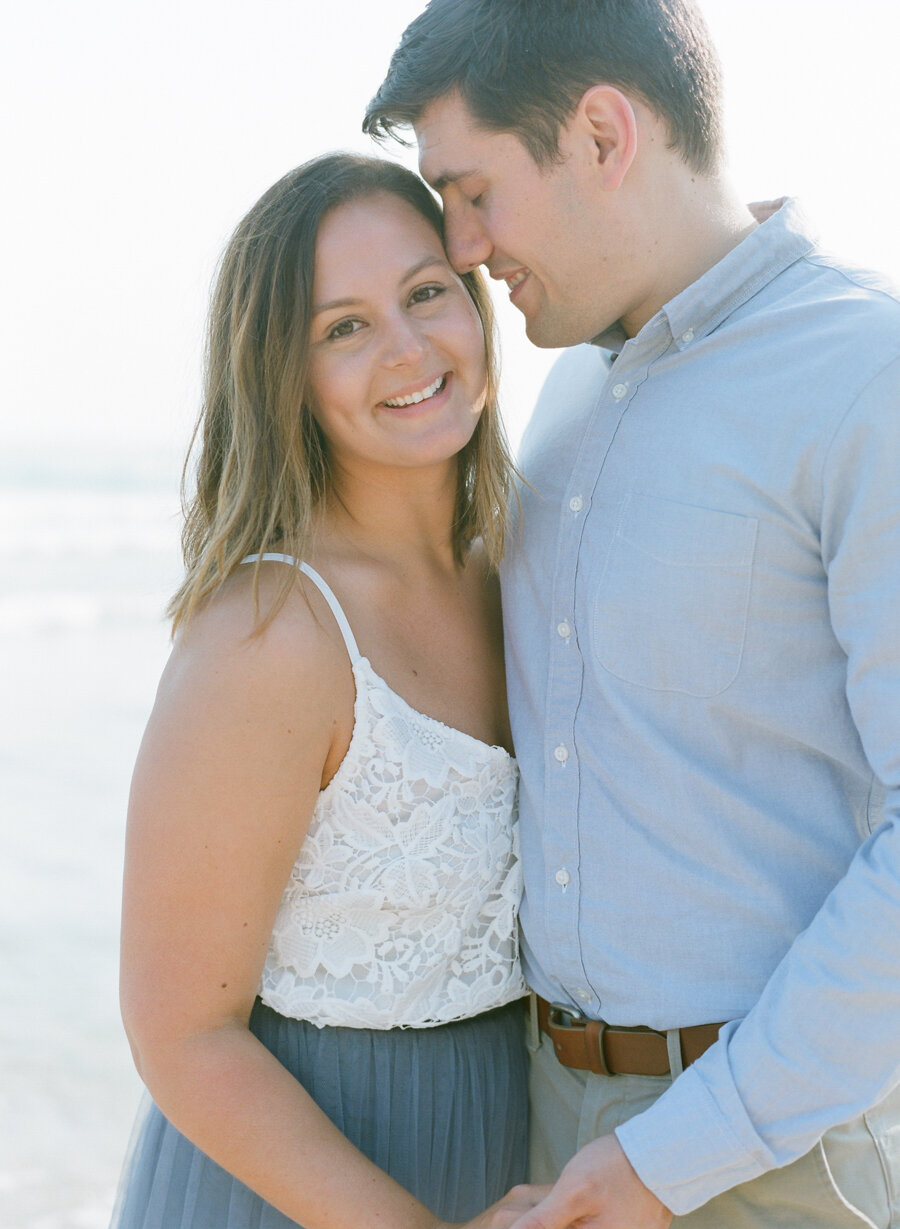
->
<box><xmin>415</xmin><ymin>91</ymin><xmax>626</xmax><ymax>348</ymax></box>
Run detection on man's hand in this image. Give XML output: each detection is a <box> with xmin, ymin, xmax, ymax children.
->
<box><xmin>507</xmin><ymin>1135</ymin><xmax>672</xmax><ymax>1229</ymax></box>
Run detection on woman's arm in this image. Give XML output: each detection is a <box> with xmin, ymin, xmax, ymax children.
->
<box><xmin>119</xmin><ymin>576</ymin><xmax>528</xmax><ymax>1229</ymax></box>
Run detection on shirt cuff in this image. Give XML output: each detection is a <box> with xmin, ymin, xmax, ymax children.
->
<box><xmin>614</xmin><ymin>1043</ymin><xmax>777</xmax><ymax>1215</ymax></box>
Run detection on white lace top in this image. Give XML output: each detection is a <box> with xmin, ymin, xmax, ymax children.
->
<box><xmin>245</xmin><ymin>554</ymin><xmax>525</xmax><ymax>1029</ymax></box>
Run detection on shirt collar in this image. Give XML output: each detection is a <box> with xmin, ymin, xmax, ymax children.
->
<box><xmin>590</xmin><ymin>197</ymin><xmax>818</xmax><ymax>355</ymax></box>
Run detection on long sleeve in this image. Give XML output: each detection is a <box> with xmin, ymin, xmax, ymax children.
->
<box><xmin>617</xmin><ymin>353</ymin><xmax>900</xmax><ymax>1213</ymax></box>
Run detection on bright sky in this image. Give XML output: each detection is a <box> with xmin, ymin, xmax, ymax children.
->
<box><xmin>3</xmin><ymin>1</ymin><xmax>898</xmax><ymax>460</ymax></box>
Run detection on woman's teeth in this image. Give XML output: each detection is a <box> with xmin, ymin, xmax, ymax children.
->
<box><xmin>383</xmin><ymin>375</ymin><xmax>446</xmax><ymax>407</ymax></box>
<box><xmin>506</xmin><ymin>270</ymin><xmax>529</xmax><ymax>293</ymax></box>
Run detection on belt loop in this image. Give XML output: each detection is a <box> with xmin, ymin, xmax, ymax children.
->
<box><xmin>586</xmin><ymin>1018</ymin><xmax>611</xmax><ymax>1077</ymax></box>
<box><xmin>666</xmin><ymin>1028</ymin><xmax>684</xmax><ymax>1079</ymax></box>
<box><xmin>526</xmin><ymin>991</ymin><xmax>542</xmax><ymax>1053</ymax></box>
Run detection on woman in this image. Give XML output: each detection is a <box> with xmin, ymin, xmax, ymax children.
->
<box><xmin>112</xmin><ymin>153</ymin><xmax>541</xmax><ymax>1229</ymax></box>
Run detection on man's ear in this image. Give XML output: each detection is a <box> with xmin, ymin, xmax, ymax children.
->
<box><xmin>574</xmin><ymin>85</ymin><xmax>638</xmax><ymax>191</ymax></box>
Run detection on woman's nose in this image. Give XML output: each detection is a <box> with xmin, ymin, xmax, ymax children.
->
<box><xmin>382</xmin><ymin>315</ymin><xmax>427</xmax><ymax>366</ymax></box>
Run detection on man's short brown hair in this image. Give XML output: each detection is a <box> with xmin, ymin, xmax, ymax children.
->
<box><xmin>364</xmin><ymin>0</ymin><xmax>724</xmax><ymax>175</ymax></box>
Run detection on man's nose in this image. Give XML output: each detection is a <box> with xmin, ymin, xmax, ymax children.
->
<box><xmin>444</xmin><ymin>208</ymin><xmax>492</xmax><ymax>274</ymax></box>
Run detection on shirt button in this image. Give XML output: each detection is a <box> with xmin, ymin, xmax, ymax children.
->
<box><xmin>575</xmin><ymin>988</ymin><xmax>591</xmax><ymax>1003</ymax></box>
<box><xmin>557</xmin><ymin>621</ymin><xmax>572</xmax><ymax>639</ymax></box>
<box><xmin>555</xmin><ymin>868</ymin><xmax>571</xmax><ymax>887</ymax></box>
<box><xmin>681</xmin><ymin>328</ymin><xmax>695</xmax><ymax>344</ymax></box>
<box><xmin>554</xmin><ymin>745</ymin><xmax>569</xmax><ymax>763</ymax></box>
<box><xmin>568</xmin><ymin>495</ymin><xmax>584</xmax><ymax>513</ymax></box>
<box><xmin>612</xmin><ymin>382</ymin><xmax>628</xmax><ymax>399</ymax></box>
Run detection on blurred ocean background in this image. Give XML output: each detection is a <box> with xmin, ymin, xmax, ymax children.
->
<box><xmin>0</xmin><ymin>444</ymin><xmax>183</xmax><ymax>1228</ymax></box>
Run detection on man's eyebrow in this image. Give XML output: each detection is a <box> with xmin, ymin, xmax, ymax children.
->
<box><xmin>312</xmin><ymin>256</ymin><xmax>447</xmax><ymax>316</ymax></box>
<box><xmin>428</xmin><ymin>169</ymin><xmax>477</xmax><ymax>193</ymax></box>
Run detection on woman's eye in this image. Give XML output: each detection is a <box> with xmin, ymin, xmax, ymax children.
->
<box><xmin>409</xmin><ymin>284</ymin><xmax>445</xmax><ymax>305</ymax></box>
<box><xmin>470</xmin><ymin>193</ymin><xmax>484</xmax><ymax>208</ymax></box>
<box><xmin>327</xmin><ymin>318</ymin><xmax>363</xmax><ymax>340</ymax></box>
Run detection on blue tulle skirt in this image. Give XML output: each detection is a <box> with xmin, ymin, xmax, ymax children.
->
<box><xmin>111</xmin><ymin>997</ymin><xmax>528</xmax><ymax>1228</ymax></box>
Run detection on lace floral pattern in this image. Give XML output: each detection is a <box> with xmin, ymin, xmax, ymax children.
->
<box><xmin>259</xmin><ymin>658</ymin><xmax>525</xmax><ymax>1029</ymax></box>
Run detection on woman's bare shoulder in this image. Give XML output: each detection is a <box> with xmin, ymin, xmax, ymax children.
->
<box><xmin>162</xmin><ymin>563</ymin><xmax>352</xmax><ymax>722</ymax></box>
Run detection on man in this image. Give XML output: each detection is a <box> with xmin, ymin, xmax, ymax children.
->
<box><xmin>365</xmin><ymin>2</ymin><xmax>900</xmax><ymax>1226</ymax></box>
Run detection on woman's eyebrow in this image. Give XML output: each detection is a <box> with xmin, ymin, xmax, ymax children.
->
<box><xmin>312</xmin><ymin>295</ymin><xmax>363</xmax><ymax>316</ymax></box>
<box><xmin>312</xmin><ymin>256</ymin><xmax>447</xmax><ymax>316</ymax></box>
<box><xmin>400</xmin><ymin>255</ymin><xmax>447</xmax><ymax>281</ymax></box>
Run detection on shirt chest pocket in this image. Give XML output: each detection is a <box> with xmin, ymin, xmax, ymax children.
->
<box><xmin>592</xmin><ymin>492</ymin><xmax>758</xmax><ymax>697</ymax></box>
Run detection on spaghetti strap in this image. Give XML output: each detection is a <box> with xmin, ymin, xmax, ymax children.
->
<box><xmin>240</xmin><ymin>553</ymin><xmax>361</xmax><ymax>662</ymax></box>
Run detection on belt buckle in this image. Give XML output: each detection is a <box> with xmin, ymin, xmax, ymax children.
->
<box><xmin>548</xmin><ymin>1002</ymin><xmax>611</xmax><ymax>1076</ymax></box>
<box><xmin>548</xmin><ymin>1002</ymin><xmax>586</xmax><ymax>1029</ymax></box>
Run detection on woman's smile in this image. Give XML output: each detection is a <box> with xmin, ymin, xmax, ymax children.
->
<box><xmin>381</xmin><ymin>372</ymin><xmax>448</xmax><ymax>409</ymax></box>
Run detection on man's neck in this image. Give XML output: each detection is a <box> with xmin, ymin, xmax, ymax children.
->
<box><xmin>619</xmin><ymin>176</ymin><xmax>758</xmax><ymax>339</ymax></box>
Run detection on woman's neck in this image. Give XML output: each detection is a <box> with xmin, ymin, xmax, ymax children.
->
<box><xmin>317</xmin><ymin>459</ymin><xmax>461</xmax><ymax>574</ymax></box>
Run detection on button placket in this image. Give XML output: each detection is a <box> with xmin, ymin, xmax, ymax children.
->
<box><xmin>541</xmin><ymin>337</ymin><xmax>663</xmax><ymax>987</ymax></box>
<box><xmin>543</xmin><ymin>465</ymin><xmax>596</xmax><ymax>971</ymax></box>
<box><xmin>542</xmin><ymin>349</ymin><xmax>647</xmax><ymax>980</ymax></box>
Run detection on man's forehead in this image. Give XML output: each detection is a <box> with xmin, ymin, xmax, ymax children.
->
<box><xmin>415</xmin><ymin>92</ymin><xmax>484</xmax><ymax>188</ymax></box>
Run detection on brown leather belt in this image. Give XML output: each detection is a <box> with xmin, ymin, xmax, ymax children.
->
<box><xmin>536</xmin><ymin>996</ymin><xmax>723</xmax><ymax>1077</ymax></box>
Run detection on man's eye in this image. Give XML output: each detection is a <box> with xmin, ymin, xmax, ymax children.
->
<box><xmin>470</xmin><ymin>193</ymin><xmax>484</xmax><ymax>207</ymax></box>
<box><xmin>327</xmin><ymin>318</ymin><xmax>362</xmax><ymax>340</ymax></box>
<box><xmin>409</xmin><ymin>284</ymin><xmax>445</xmax><ymax>305</ymax></box>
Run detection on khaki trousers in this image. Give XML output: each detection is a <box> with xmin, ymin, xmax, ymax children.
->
<box><xmin>528</xmin><ymin>1030</ymin><xmax>900</xmax><ymax>1227</ymax></box>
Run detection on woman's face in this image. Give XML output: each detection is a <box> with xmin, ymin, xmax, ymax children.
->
<box><xmin>305</xmin><ymin>191</ymin><xmax>488</xmax><ymax>475</ymax></box>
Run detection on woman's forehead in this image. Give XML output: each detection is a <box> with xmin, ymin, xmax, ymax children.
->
<box><xmin>313</xmin><ymin>193</ymin><xmax>446</xmax><ymax>298</ymax></box>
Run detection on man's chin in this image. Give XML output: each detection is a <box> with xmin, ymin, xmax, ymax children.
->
<box><xmin>523</xmin><ymin>310</ymin><xmax>595</xmax><ymax>350</ymax></box>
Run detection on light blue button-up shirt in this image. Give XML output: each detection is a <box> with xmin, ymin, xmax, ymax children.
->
<box><xmin>502</xmin><ymin>200</ymin><xmax>900</xmax><ymax>1213</ymax></box>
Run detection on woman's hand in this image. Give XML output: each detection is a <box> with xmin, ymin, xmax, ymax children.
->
<box><xmin>435</xmin><ymin>1184</ymin><xmax>553</xmax><ymax>1229</ymax></box>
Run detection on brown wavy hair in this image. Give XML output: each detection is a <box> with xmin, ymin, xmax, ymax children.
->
<box><xmin>168</xmin><ymin>153</ymin><xmax>512</xmax><ymax>633</ymax></box>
